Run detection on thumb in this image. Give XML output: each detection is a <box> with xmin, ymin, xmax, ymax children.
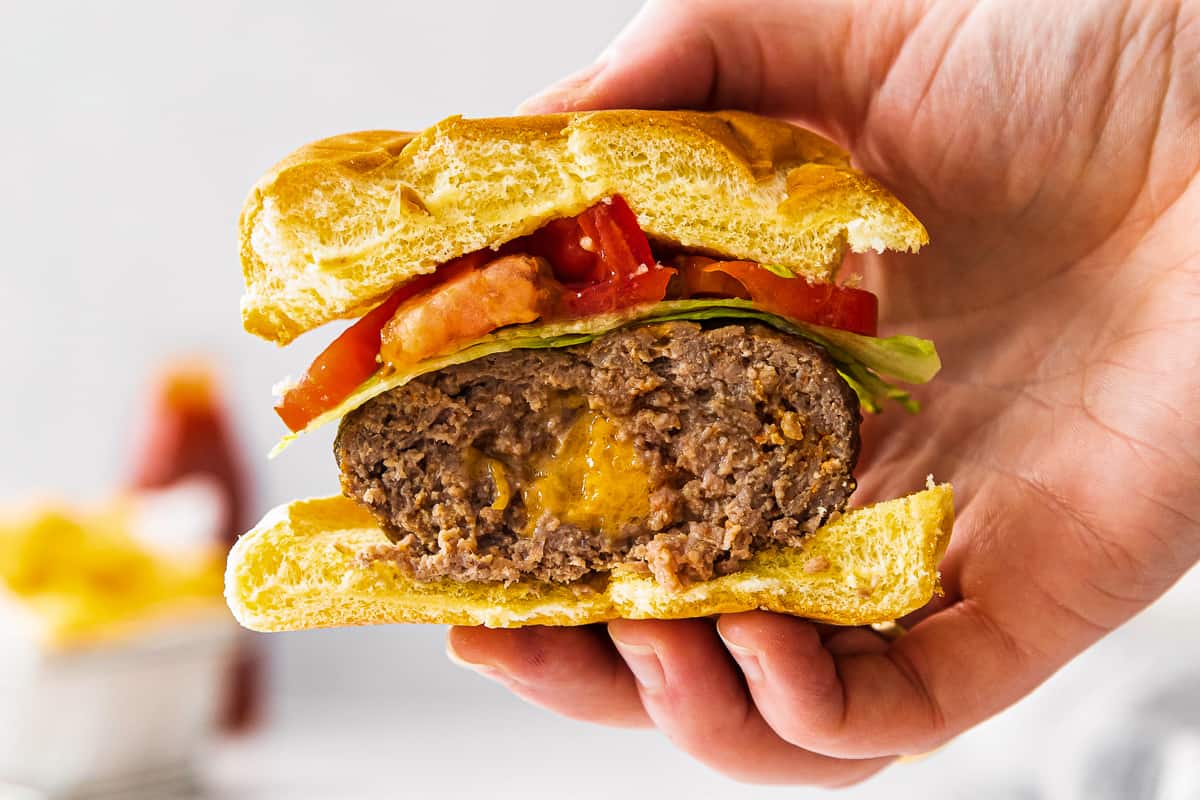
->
<box><xmin>517</xmin><ymin>1</ymin><xmax>737</xmax><ymax>114</ymax></box>
<box><xmin>517</xmin><ymin>0</ymin><xmax>868</xmax><ymax>139</ymax></box>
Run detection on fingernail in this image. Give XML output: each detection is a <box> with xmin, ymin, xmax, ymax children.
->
<box><xmin>445</xmin><ymin>641</ymin><xmax>510</xmax><ymax>683</ymax></box>
<box><xmin>610</xmin><ymin>636</ymin><xmax>665</xmax><ymax>692</ymax></box>
<box><xmin>718</xmin><ymin>631</ymin><xmax>765</xmax><ymax>683</ymax></box>
<box><xmin>516</xmin><ymin>60</ymin><xmax>607</xmax><ymax>114</ymax></box>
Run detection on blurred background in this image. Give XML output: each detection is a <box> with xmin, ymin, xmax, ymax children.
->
<box><xmin>0</xmin><ymin>2</ymin><xmax>1196</xmax><ymax>798</ymax></box>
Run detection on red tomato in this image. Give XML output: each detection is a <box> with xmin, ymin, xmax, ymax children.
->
<box><xmin>514</xmin><ymin>196</ymin><xmax>657</xmax><ymax>287</ymax></box>
<box><xmin>276</xmin><ymin>196</ymin><xmax>877</xmax><ymax>435</ymax></box>
<box><xmin>274</xmin><ymin>252</ymin><xmax>486</xmax><ymax>432</ymax></box>
<box><xmin>563</xmin><ymin>266</ymin><xmax>677</xmax><ymax>317</ymax></box>
<box><xmin>568</xmin><ymin>196</ymin><xmax>668</xmax><ymax>314</ymax></box>
<box><xmin>677</xmin><ymin>256</ymin><xmax>879</xmax><ymax>336</ymax></box>
<box><xmin>675</xmin><ymin>256</ymin><xmax>748</xmax><ymax>299</ymax></box>
<box><xmin>517</xmin><ymin>216</ymin><xmax>602</xmax><ymax>283</ymax></box>
<box><xmin>517</xmin><ymin>195</ymin><xmax>672</xmax><ymax>315</ymax></box>
<box><xmin>274</xmin><ymin>198</ymin><xmax>664</xmax><ymax>433</ymax></box>
<box><xmin>584</xmin><ymin>195</ymin><xmax>656</xmax><ymax>278</ymax></box>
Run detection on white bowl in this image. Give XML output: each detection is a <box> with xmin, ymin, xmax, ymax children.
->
<box><xmin>0</xmin><ymin>617</ymin><xmax>237</xmax><ymax>798</ymax></box>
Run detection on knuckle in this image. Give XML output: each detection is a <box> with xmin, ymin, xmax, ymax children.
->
<box><xmin>760</xmin><ymin>695</ymin><xmax>844</xmax><ymax>751</ymax></box>
<box><xmin>773</xmin><ymin>721</ymin><xmax>822</xmax><ymax>751</ymax></box>
<box><xmin>507</xmin><ymin>634</ymin><xmax>579</xmax><ymax>685</ymax></box>
<box><xmin>667</xmin><ymin>715</ymin><xmax>745</xmax><ymax>756</ymax></box>
<box><xmin>886</xmin><ymin>648</ymin><xmax>948</xmax><ymax>743</ymax></box>
<box><xmin>510</xmin><ymin>644</ymin><xmax>555</xmax><ymax>682</ymax></box>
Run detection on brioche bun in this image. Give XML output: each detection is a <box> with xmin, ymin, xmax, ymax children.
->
<box><xmin>225</xmin><ymin>484</ymin><xmax>953</xmax><ymax>631</ymax></box>
<box><xmin>240</xmin><ymin>110</ymin><xmax>927</xmax><ymax>345</ymax></box>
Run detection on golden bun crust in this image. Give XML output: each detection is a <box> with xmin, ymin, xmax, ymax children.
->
<box><xmin>224</xmin><ymin>484</ymin><xmax>953</xmax><ymax>631</ymax></box>
<box><xmin>240</xmin><ymin>111</ymin><xmax>928</xmax><ymax>344</ymax></box>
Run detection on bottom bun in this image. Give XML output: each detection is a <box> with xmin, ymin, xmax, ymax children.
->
<box><xmin>225</xmin><ymin>483</ymin><xmax>954</xmax><ymax>631</ymax></box>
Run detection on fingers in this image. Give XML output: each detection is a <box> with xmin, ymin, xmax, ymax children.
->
<box><xmin>821</xmin><ymin>625</ymin><xmax>894</xmax><ymax>656</ymax></box>
<box><xmin>717</xmin><ymin>604</ymin><xmax>1043</xmax><ymax>759</ymax></box>
<box><xmin>608</xmin><ymin>619</ymin><xmax>894</xmax><ymax>787</ymax></box>
<box><xmin>449</xmin><ymin>602</ymin><xmax>1037</xmax><ymax>785</ymax></box>
<box><xmin>447</xmin><ymin>625</ymin><xmax>650</xmax><ymax>727</ymax></box>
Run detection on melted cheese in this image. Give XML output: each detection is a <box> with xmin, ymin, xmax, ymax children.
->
<box><xmin>522</xmin><ymin>410</ymin><xmax>651</xmax><ymax>539</ymax></box>
<box><xmin>464</xmin><ymin>449</ymin><xmax>513</xmax><ymax>511</ymax></box>
<box><xmin>485</xmin><ymin>457</ymin><xmax>512</xmax><ymax>511</ymax></box>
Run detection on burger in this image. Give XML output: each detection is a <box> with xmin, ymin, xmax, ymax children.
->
<box><xmin>225</xmin><ymin>110</ymin><xmax>954</xmax><ymax>631</ymax></box>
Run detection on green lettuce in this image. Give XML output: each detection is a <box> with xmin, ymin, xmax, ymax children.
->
<box><xmin>758</xmin><ymin>262</ymin><xmax>800</xmax><ymax>278</ymax></box>
<box><xmin>271</xmin><ymin>298</ymin><xmax>940</xmax><ymax>456</ymax></box>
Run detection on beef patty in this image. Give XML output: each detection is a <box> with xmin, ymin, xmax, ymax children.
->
<box><xmin>335</xmin><ymin>321</ymin><xmax>860</xmax><ymax>588</ymax></box>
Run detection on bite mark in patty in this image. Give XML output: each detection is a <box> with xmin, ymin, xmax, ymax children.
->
<box><xmin>335</xmin><ymin>321</ymin><xmax>860</xmax><ymax>588</ymax></box>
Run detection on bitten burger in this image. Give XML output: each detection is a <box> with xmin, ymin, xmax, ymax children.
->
<box><xmin>225</xmin><ymin>110</ymin><xmax>954</xmax><ymax>631</ymax></box>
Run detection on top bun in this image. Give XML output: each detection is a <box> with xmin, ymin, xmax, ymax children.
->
<box><xmin>239</xmin><ymin>110</ymin><xmax>927</xmax><ymax>345</ymax></box>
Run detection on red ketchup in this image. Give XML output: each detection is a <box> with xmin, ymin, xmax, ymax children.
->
<box><xmin>127</xmin><ymin>361</ymin><xmax>261</xmax><ymax>733</ymax></box>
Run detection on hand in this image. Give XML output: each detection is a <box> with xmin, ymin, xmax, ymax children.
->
<box><xmin>449</xmin><ymin>0</ymin><xmax>1200</xmax><ymax>785</ymax></box>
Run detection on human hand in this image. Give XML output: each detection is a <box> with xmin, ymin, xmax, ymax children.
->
<box><xmin>449</xmin><ymin>0</ymin><xmax>1200</xmax><ymax>785</ymax></box>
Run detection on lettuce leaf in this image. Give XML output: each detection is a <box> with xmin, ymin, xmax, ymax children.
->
<box><xmin>271</xmin><ymin>299</ymin><xmax>940</xmax><ymax>456</ymax></box>
<box><xmin>758</xmin><ymin>262</ymin><xmax>800</xmax><ymax>278</ymax></box>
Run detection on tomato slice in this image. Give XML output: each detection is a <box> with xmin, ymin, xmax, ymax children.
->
<box><xmin>584</xmin><ymin>195</ymin><xmax>656</xmax><ymax>279</ymax></box>
<box><xmin>566</xmin><ymin>196</ymin><xmax>667</xmax><ymax>314</ymax></box>
<box><xmin>516</xmin><ymin>195</ymin><xmax>658</xmax><ymax>291</ymax></box>
<box><xmin>275</xmin><ymin>198</ymin><xmax>667</xmax><ymax>433</ymax></box>
<box><xmin>380</xmin><ymin>255</ymin><xmax>558</xmax><ymax>370</ymax></box>
<box><xmin>516</xmin><ymin>195</ymin><xmax>672</xmax><ymax>316</ymax></box>
<box><xmin>276</xmin><ymin>196</ymin><xmax>878</xmax><ymax>435</ymax></box>
<box><xmin>273</xmin><ymin>252</ymin><xmax>487</xmax><ymax>431</ymax></box>
<box><xmin>563</xmin><ymin>266</ymin><xmax>677</xmax><ymax>317</ymax></box>
<box><xmin>676</xmin><ymin>256</ymin><xmax>879</xmax><ymax>336</ymax></box>
<box><xmin>676</xmin><ymin>256</ymin><xmax>749</xmax><ymax>299</ymax></box>
<box><xmin>517</xmin><ymin>216</ymin><xmax>603</xmax><ymax>283</ymax></box>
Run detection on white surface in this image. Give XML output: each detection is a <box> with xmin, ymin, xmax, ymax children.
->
<box><xmin>1</xmin><ymin>3</ymin><xmax>1197</xmax><ymax>799</ymax></box>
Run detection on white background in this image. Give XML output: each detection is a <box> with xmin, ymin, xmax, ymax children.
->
<box><xmin>1</xmin><ymin>2</ymin><xmax>1196</xmax><ymax>798</ymax></box>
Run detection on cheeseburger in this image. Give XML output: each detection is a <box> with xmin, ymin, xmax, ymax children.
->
<box><xmin>226</xmin><ymin>111</ymin><xmax>954</xmax><ymax>631</ymax></box>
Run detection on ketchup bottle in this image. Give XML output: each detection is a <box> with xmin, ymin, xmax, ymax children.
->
<box><xmin>127</xmin><ymin>361</ymin><xmax>262</xmax><ymax>733</ymax></box>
